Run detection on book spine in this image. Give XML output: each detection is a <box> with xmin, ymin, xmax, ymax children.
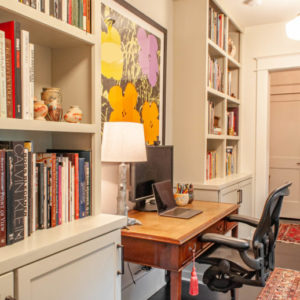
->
<box><xmin>72</xmin><ymin>0</ymin><xmax>77</xmax><ymax>26</ymax></box>
<box><xmin>74</xmin><ymin>154</ymin><xmax>79</xmax><ymax>219</ymax></box>
<box><xmin>37</xmin><ymin>162</ymin><xmax>44</xmax><ymax>229</ymax></box>
<box><xmin>5</xmin><ymin>39</ymin><xmax>13</xmax><ymax>118</ymax></box>
<box><xmin>36</xmin><ymin>0</ymin><xmax>41</xmax><ymax>11</ymax></box>
<box><xmin>71</xmin><ymin>165</ymin><xmax>75</xmax><ymax>221</ymax></box>
<box><xmin>51</xmin><ymin>155</ymin><xmax>56</xmax><ymax>227</ymax></box>
<box><xmin>62</xmin><ymin>0</ymin><xmax>67</xmax><ymax>23</ymax></box>
<box><xmin>84</xmin><ymin>161</ymin><xmax>89</xmax><ymax>216</ymax></box>
<box><xmin>82</xmin><ymin>0</ymin><xmax>86</xmax><ymax>31</ymax></box>
<box><xmin>58</xmin><ymin>162</ymin><xmax>62</xmax><ymax>225</ymax></box>
<box><xmin>49</xmin><ymin>0</ymin><xmax>54</xmax><ymax>16</ymax></box>
<box><xmin>15</xmin><ymin>22</ymin><xmax>22</xmax><ymax>119</ymax></box>
<box><xmin>29</xmin><ymin>44</ymin><xmax>34</xmax><ymax>120</ymax></box>
<box><xmin>86</xmin><ymin>0</ymin><xmax>90</xmax><ymax>33</ymax></box>
<box><xmin>0</xmin><ymin>150</ymin><xmax>6</xmax><ymax>247</ymax></box>
<box><xmin>5</xmin><ymin>150</ymin><xmax>14</xmax><ymax>244</ymax></box>
<box><xmin>27</xmin><ymin>151</ymin><xmax>32</xmax><ymax>236</ymax></box>
<box><xmin>68</xmin><ymin>0</ymin><xmax>72</xmax><ymax>25</ymax></box>
<box><xmin>43</xmin><ymin>164</ymin><xmax>47</xmax><ymax>228</ymax></box>
<box><xmin>31</xmin><ymin>0</ymin><xmax>37</xmax><ymax>9</ymax></box>
<box><xmin>45</xmin><ymin>0</ymin><xmax>49</xmax><ymax>14</ymax></box>
<box><xmin>61</xmin><ymin>160</ymin><xmax>66</xmax><ymax>223</ymax></box>
<box><xmin>31</xmin><ymin>153</ymin><xmax>36</xmax><ymax>233</ymax></box>
<box><xmin>78</xmin><ymin>158</ymin><xmax>85</xmax><ymax>218</ymax></box>
<box><xmin>13</xmin><ymin>142</ymin><xmax>24</xmax><ymax>242</ymax></box>
<box><xmin>47</xmin><ymin>167</ymin><xmax>51</xmax><ymax>228</ymax></box>
<box><xmin>21</xmin><ymin>30</ymin><xmax>30</xmax><ymax>120</ymax></box>
<box><xmin>78</xmin><ymin>0</ymin><xmax>83</xmax><ymax>30</ymax></box>
<box><xmin>0</xmin><ymin>31</ymin><xmax>7</xmax><ymax>118</ymax></box>
<box><xmin>23</xmin><ymin>148</ymin><xmax>28</xmax><ymax>237</ymax></box>
<box><xmin>41</xmin><ymin>0</ymin><xmax>46</xmax><ymax>13</ymax></box>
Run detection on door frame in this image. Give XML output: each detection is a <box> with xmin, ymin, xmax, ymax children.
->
<box><xmin>255</xmin><ymin>53</ymin><xmax>300</xmax><ymax>218</ymax></box>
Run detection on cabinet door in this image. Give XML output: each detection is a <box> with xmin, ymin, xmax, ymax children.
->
<box><xmin>220</xmin><ymin>184</ymin><xmax>239</xmax><ymax>204</ymax></box>
<box><xmin>0</xmin><ymin>272</ymin><xmax>14</xmax><ymax>300</ymax></box>
<box><xmin>17</xmin><ymin>230</ymin><xmax>122</xmax><ymax>300</ymax></box>
<box><xmin>238</xmin><ymin>179</ymin><xmax>252</xmax><ymax>239</ymax></box>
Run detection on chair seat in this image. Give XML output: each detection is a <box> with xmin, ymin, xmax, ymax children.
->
<box><xmin>197</xmin><ymin>241</ymin><xmax>255</xmax><ymax>272</ymax></box>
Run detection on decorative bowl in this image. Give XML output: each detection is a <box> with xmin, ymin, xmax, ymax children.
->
<box><xmin>174</xmin><ymin>193</ymin><xmax>189</xmax><ymax>207</ymax></box>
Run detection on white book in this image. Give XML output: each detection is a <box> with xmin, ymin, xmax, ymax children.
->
<box><xmin>71</xmin><ymin>165</ymin><xmax>75</xmax><ymax>222</ymax></box>
<box><xmin>62</xmin><ymin>0</ymin><xmax>67</xmax><ymax>23</ymax></box>
<box><xmin>45</xmin><ymin>0</ymin><xmax>50</xmax><ymax>15</ymax></box>
<box><xmin>29</xmin><ymin>43</ymin><xmax>34</xmax><ymax>120</ymax></box>
<box><xmin>37</xmin><ymin>0</ymin><xmax>41</xmax><ymax>11</ymax></box>
<box><xmin>32</xmin><ymin>153</ymin><xmax>36</xmax><ymax>233</ymax></box>
<box><xmin>21</xmin><ymin>30</ymin><xmax>30</xmax><ymax>120</ymax></box>
<box><xmin>0</xmin><ymin>31</ymin><xmax>6</xmax><ymax>118</ymax></box>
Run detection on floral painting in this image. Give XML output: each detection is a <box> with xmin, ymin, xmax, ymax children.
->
<box><xmin>101</xmin><ymin>0</ymin><xmax>167</xmax><ymax>145</ymax></box>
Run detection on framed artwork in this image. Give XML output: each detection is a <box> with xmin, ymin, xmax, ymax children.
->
<box><xmin>101</xmin><ymin>0</ymin><xmax>167</xmax><ymax>145</ymax></box>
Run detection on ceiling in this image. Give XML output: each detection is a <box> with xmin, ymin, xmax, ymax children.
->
<box><xmin>219</xmin><ymin>0</ymin><xmax>300</xmax><ymax>28</ymax></box>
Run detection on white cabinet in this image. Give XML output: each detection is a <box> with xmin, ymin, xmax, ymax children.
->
<box><xmin>17</xmin><ymin>230</ymin><xmax>122</xmax><ymax>300</ymax></box>
<box><xmin>0</xmin><ymin>272</ymin><xmax>14</xmax><ymax>300</ymax></box>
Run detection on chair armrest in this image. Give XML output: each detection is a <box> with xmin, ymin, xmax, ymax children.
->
<box><xmin>226</xmin><ymin>214</ymin><xmax>259</xmax><ymax>227</ymax></box>
<box><xmin>200</xmin><ymin>233</ymin><xmax>250</xmax><ymax>250</ymax></box>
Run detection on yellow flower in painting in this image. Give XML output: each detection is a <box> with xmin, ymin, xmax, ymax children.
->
<box><xmin>108</xmin><ymin>83</ymin><xmax>141</xmax><ymax>123</ymax></box>
<box><xmin>101</xmin><ymin>17</ymin><xmax>123</xmax><ymax>80</ymax></box>
<box><xmin>142</xmin><ymin>101</ymin><xmax>159</xmax><ymax>145</ymax></box>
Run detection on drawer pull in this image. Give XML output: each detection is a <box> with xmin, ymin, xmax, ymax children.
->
<box><xmin>117</xmin><ymin>244</ymin><xmax>124</xmax><ymax>275</ymax></box>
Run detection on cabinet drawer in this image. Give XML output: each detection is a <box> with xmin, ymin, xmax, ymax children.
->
<box><xmin>0</xmin><ymin>272</ymin><xmax>14</xmax><ymax>300</ymax></box>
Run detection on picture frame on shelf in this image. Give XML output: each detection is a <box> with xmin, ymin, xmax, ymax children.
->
<box><xmin>100</xmin><ymin>0</ymin><xmax>167</xmax><ymax>145</ymax></box>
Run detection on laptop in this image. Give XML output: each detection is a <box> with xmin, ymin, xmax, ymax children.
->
<box><xmin>152</xmin><ymin>180</ymin><xmax>202</xmax><ymax>219</ymax></box>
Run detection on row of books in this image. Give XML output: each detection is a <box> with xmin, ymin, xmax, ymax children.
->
<box><xmin>206</xmin><ymin>150</ymin><xmax>217</xmax><ymax>180</ymax></box>
<box><xmin>18</xmin><ymin>0</ymin><xmax>92</xmax><ymax>33</ymax></box>
<box><xmin>227</xmin><ymin>107</ymin><xmax>239</xmax><ymax>136</ymax></box>
<box><xmin>208</xmin><ymin>100</ymin><xmax>221</xmax><ymax>135</ymax></box>
<box><xmin>0</xmin><ymin>21</ymin><xmax>35</xmax><ymax>119</ymax></box>
<box><xmin>226</xmin><ymin>145</ymin><xmax>237</xmax><ymax>176</ymax></box>
<box><xmin>209</xmin><ymin>6</ymin><xmax>226</xmax><ymax>50</ymax></box>
<box><xmin>208</xmin><ymin>55</ymin><xmax>223</xmax><ymax>92</ymax></box>
<box><xmin>0</xmin><ymin>141</ymin><xmax>91</xmax><ymax>247</ymax></box>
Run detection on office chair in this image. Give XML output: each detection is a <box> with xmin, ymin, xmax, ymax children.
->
<box><xmin>196</xmin><ymin>182</ymin><xmax>292</xmax><ymax>300</ymax></box>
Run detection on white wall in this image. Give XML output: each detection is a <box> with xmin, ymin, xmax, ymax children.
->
<box><xmin>100</xmin><ymin>1</ymin><xmax>174</xmax><ymax>299</ymax></box>
<box><xmin>242</xmin><ymin>21</ymin><xmax>300</xmax><ymax>217</ymax></box>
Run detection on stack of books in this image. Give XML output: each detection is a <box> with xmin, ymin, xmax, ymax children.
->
<box><xmin>227</xmin><ymin>107</ymin><xmax>239</xmax><ymax>136</ymax></box>
<box><xmin>226</xmin><ymin>145</ymin><xmax>237</xmax><ymax>175</ymax></box>
<box><xmin>206</xmin><ymin>150</ymin><xmax>217</xmax><ymax>180</ymax></box>
<box><xmin>0</xmin><ymin>141</ymin><xmax>91</xmax><ymax>247</ymax></box>
<box><xmin>209</xmin><ymin>6</ymin><xmax>226</xmax><ymax>49</ymax></box>
<box><xmin>18</xmin><ymin>0</ymin><xmax>92</xmax><ymax>33</ymax></box>
<box><xmin>208</xmin><ymin>55</ymin><xmax>223</xmax><ymax>92</ymax></box>
<box><xmin>0</xmin><ymin>21</ymin><xmax>35</xmax><ymax>119</ymax></box>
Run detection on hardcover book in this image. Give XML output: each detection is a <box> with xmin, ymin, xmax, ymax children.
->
<box><xmin>0</xmin><ymin>150</ymin><xmax>6</xmax><ymax>247</ymax></box>
<box><xmin>0</xmin><ymin>30</ymin><xmax>7</xmax><ymax>118</ymax></box>
<box><xmin>5</xmin><ymin>38</ymin><xmax>13</xmax><ymax>118</ymax></box>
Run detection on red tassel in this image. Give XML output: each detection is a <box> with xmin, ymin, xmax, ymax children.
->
<box><xmin>189</xmin><ymin>248</ymin><xmax>199</xmax><ymax>296</ymax></box>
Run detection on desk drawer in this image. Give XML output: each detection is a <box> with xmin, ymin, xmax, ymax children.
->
<box><xmin>180</xmin><ymin>220</ymin><xmax>225</xmax><ymax>266</ymax></box>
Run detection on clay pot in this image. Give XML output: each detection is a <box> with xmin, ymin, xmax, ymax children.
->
<box><xmin>34</xmin><ymin>100</ymin><xmax>48</xmax><ymax>121</ymax></box>
<box><xmin>47</xmin><ymin>99</ymin><xmax>63</xmax><ymax>121</ymax></box>
<box><xmin>64</xmin><ymin>106</ymin><xmax>83</xmax><ymax>123</ymax></box>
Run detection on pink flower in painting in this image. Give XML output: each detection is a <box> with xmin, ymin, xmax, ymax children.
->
<box><xmin>137</xmin><ymin>28</ymin><xmax>159</xmax><ymax>87</ymax></box>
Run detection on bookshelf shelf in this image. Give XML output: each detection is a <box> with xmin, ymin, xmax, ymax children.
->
<box><xmin>0</xmin><ymin>0</ymin><xmax>96</xmax><ymax>48</ymax></box>
<box><xmin>208</xmin><ymin>39</ymin><xmax>227</xmax><ymax>58</ymax></box>
<box><xmin>207</xmin><ymin>134</ymin><xmax>225</xmax><ymax>140</ymax></box>
<box><xmin>207</xmin><ymin>87</ymin><xmax>226</xmax><ymax>99</ymax></box>
<box><xmin>227</xmin><ymin>55</ymin><xmax>240</xmax><ymax>70</ymax></box>
<box><xmin>226</xmin><ymin>135</ymin><xmax>240</xmax><ymax>140</ymax></box>
<box><xmin>0</xmin><ymin>119</ymin><xmax>97</xmax><ymax>133</ymax></box>
<box><xmin>227</xmin><ymin>96</ymin><xmax>240</xmax><ymax>105</ymax></box>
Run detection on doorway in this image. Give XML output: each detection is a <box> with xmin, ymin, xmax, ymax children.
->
<box><xmin>269</xmin><ymin>69</ymin><xmax>300</xmax><ymax>219</ymax></box>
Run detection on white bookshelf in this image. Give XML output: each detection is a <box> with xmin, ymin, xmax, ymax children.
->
<box><xmin>0</xmin><ymin>0</ymin><xmax>102</xmax><ymax>215</ymax></box>
<box><xmin>174</xmin><ymin>0</ymin><xmax>243</xmax><ymax>186</ymax></box>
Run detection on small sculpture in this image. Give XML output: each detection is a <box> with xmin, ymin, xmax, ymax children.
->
<box><xmin>34</xmin><ymin>99</ymin><xmax>48</xmax><ymax>121</ymax></box>
<box><xmin>64</xmin><ymin>106</ymin><xmax>83</xmax><ymax>123</ymax></box>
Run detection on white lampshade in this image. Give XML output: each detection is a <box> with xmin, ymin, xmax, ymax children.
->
<box><xmin>286</xmin><ymin>14</ymin><xmax>300</xmax><ymax>41</ymax></box>
<box><xmin>101</xmin><ymin>122</ymin><xmax>147</xmax><ymax>163</ymax></box>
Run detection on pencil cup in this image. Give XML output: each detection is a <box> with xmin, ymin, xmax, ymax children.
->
<box><xmin>174</xmin><ymin>193</ymin><xmax>189</xmax><ymax>206</ymax></box>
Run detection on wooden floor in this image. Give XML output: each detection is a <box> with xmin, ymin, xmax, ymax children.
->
<box><xmin>149</xmin><ymin>222</ymin><xmax>300</xmax><ymax>300</ymax></box>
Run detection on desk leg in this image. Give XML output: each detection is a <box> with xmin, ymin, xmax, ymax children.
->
<box><xmin>232</xmin><ymin>225</ymin><xmax>238</xmax><ymax>238</ymax></box>
<box><xmin>170</xmin><ymin>271</ymin><xmax>182</xmax><ymax>300</ymax></box>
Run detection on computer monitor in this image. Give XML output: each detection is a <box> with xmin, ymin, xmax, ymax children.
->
<box><xmin>129</xmin><ymin>145</ymin><xmax>173</xmax><ymax>211</ymax></box>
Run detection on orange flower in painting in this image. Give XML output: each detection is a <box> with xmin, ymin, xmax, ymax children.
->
<box><xmin>108</xmin><ymin>83</ymin><xmax>141</xmax><ymax>123</ymax></box>
<box><xmin>142</xmin><ymin>101</ymin><xmax>159</xmax><ymax>145</ymax></box>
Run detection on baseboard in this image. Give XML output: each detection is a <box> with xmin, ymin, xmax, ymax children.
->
<box><xmin>122</xmin><ymin>268</ymin><xmax>166</xmax><ymax>300</ymax></box>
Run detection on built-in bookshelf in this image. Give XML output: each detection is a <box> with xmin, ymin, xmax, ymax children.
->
<box><xmin>174</xmin><ymin>0</ymin><xmax>243</xmax><ymax>186</ymax></box>
<box><xmin>0</xmin><ymin>0</ymin><xmax>102</xmax><ymax>249</ymax></box>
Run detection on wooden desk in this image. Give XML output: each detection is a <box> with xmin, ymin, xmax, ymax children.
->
<box><xmin>121</xmin><ymin>201</ymin><xmax>238</xmax><ymax>300</ymax></box>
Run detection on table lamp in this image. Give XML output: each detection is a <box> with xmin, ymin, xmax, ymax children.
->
<box><xmin>101</xmin><ymin>122</ymin><xmax>147</xmax><ymax>224</ymax></box>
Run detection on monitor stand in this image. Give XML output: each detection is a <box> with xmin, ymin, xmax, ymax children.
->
<box><xmin>134</xmin><ymin>197</ymin><xmax>157</xmax><ymax>212</ymax></box>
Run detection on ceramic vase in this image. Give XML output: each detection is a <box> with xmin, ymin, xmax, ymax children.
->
<box><xmin>41</xmin><ymin>87</ymin><xmax>63</xmax><ymax>121</ymax></box>
<box><xmin>34</xmin><ymin>100</ymin><xmax>48</xmax><ymax>121</ymax></box>
<box><xmin>64</xmin><ymin>106</ymin><xmax>83</xmax><ymax>123</ymax></box>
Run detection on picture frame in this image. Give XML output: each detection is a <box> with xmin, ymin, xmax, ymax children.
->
<box><xmin>101</xmin><ymin>0</ymin><xmax>167</xmax><ymax>145</ymax></box>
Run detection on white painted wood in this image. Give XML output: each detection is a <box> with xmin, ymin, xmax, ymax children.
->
<box><xmin>0</xmin><ymin>272</ymin><xmax>14</xmax><ymax>300</ymax></box>
<box><xmin>220</xmin><ymin>183</ymin><xmax>239</xmax><ymax>203</ymax></box>
<box><xmin>0</xmin><ymin>214</ymin><xmax>126</xmax><ymax>275</ymax></box>
<box><xmin>0</xmin><ymin>0</ymin><xmax>96</xmax><ymax>48</ymax></box>
<box><xmin>17</xmin><ymin>230</ymin><xmax>121</xmax><ymax>300</ymax></box>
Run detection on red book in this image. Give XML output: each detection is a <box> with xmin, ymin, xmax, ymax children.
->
<box><xmin>68</xmin><ymin>0</ymin><xmax>72</xmax><ymax>25</ymax></box>
<box><xmin>0</xmin><ymin>22</ymin><xmax>21</xmax><ymax>118</ymax></box>
<box><xmin>0</xmin><ymin>150</ymin><xmax>6</xmax><ymax>247</ymax></box>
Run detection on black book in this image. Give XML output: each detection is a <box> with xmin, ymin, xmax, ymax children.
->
<box><xmin>27</xmin><ymin>152</ymin><xmax>32</xmax><ymax>236</ymax></box>
<box><xmin>47</xmin><ymin>167</ymin><xmax>51</xmax><ymax>228</ymax></box>
<box><xmin>37</xmin><ymin>162</ymin><xmax>44</xmax><ymax>229</ymax></box>
<box><xmin>15</xmin><ymin>22</ymin><xmax>22</xmax><ymax>119</ymax></box>
<box><xmin>6</xmin><ymin>150</ymin><xmax>14</xmax><ymax>245</ymax></box>
<box><xmin>13</xmin><ymin>141</ymin><xmax>24</xmax><ymax>242</ymax></box>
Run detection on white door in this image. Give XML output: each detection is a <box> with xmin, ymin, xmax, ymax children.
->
<box><xmin>269</xmin><ymin>69</ymin><xmax>300</xmax><ymax>219</ymax></box>
<box><xmin>17</xmin><ymin>230</ymin><xmax>122</xmax><ymax>300</ymax></box>
<box><xmin>0</xmin><ymin>272</ymin><xmax>14</xmax><ymax>300</ymax></box>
